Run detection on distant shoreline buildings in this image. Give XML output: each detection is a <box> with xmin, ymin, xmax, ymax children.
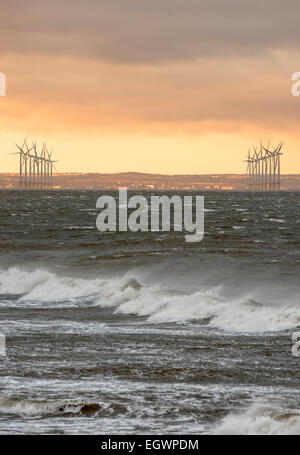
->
<box><xmin>0</xmin><ymin>172</ymin><xmax>300</xmax><ymax>191</ymax></box>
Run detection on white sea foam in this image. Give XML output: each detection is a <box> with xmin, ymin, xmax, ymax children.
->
<box><xmin>0</xmin><ymin>396</ymin><xmax>81</xmax><ymax>416</ymax></box>
<box><xmin>0</xmin><ymin>267</ymin><xmax>299</xmax><ymax>333</ymax></box>
<box><xmin>0</xmin><ymin>396</ymin><xmax>103</xmax><ymax>417</ymax></box>
<box><xmin>213</xmin><ymin>402</ymin><xmax>300</xmax><ymax>435</ymax></box>
<box><xmin>268</xmin><ymin>218</ymin><xmax>286</xmax><ymax>223</ymax></box>
<box><xmin>114</xmin><ymin>288</ymin><xmax>300</xmax><ymax>332</ymax></box>
<box><xmin>0</xmin><ymin>268</ymin><xmax>103</xmax><ymax>302</ymax></box>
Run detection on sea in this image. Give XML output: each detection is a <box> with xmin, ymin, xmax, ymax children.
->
<box><xmin>0</xmin><ymin>190</ymin><xmax>299</xmax><ymax>435</ymax></box>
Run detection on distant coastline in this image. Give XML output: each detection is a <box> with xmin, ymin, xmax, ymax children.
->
<box><xmin>1</xmin><ymin>173</ymin><xmax>300</xmax><ymax>191</ymax></box>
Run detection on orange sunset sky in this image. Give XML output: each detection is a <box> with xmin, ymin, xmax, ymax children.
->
<box><xmin>1</xmin><ymin>0</ymin><xmax>300</xmax><ymax>174</ymax></box>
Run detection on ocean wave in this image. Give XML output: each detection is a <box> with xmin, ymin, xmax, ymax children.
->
<box><xmin>0</xmin><ymin>267</ymin><xmax>300</xmax><ymax>333</ymax></box>
<box><xmin>0</xmin><ymin>268</ymin><xmax>108</xmax><ymax>302</ymax></box>
<box><xmin>0</xmin><ymin>396</ymin><xmax>126</xmax><ymax>418</ymax></box>
<box><xmin>0</xmin><ymin>396</ymin><xmax>99</xmax><ymax>417</ymax></box>
<box><xmin>213</xmin><ymin>402</ymin><xmax>300</xmax><ymax>435</ymax></box>
<box><xmin>114</xmin><ymin>289</ymin><xmax>300</xmax><ymax>333</ymax></box>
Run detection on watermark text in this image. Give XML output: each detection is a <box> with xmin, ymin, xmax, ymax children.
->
<box><xmin>0</xmin><ymin>73</ymin><xmax>6</xmax><ymax>96</ymax></box>
<box><xmin>0</xmin><ymin>332</ymin><xmax>6</xmax><ymax>357</ymax></box>
<box><xmin>291</xmin><ymin>72</ymin><xmax>300</xmax><ymax>97</ymax></box>
<box><xmin>96</xmin><ymin>189</ymin><xmax>204</xmax><ymax>242</ymax></box>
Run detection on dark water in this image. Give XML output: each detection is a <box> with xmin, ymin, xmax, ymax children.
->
<box><xmin>0</xmin><ymin>190</ymin><xmax>299</xmax><ymax>434</ymax></box>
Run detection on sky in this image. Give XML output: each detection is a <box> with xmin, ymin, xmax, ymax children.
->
<box><xmin>1</xmin><ymin>0</ymin><xmax>300</xmax><ymax>174</ymax></box>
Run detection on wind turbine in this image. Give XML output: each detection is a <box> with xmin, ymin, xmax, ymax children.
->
<box><xmin>262</xmin><ymin>141</ymin><xmax>284</xmax><ymax>187</ymax></box>
<box><xmin>13</xmin><ymin>137</ymin><xmax>34</xmax><ymax>187</ymax></box>
<box><xmin>245</xmin><ymin>148</ymin><xmax>254</xmax><ymax>185</ymax></box>
<box><xmin>40</xmin><ymin>143</ymin><xmax>47</xmax><ymax>187</ymax></box>
<box><xmin>48</xmin><ymin>150</ymin><xmax>58</xmax><ymax>187</ymax></box>
<box><xmin>13</xmin><ymin>137</ymin><xmax>27</xmax><ymax>186</ymax></box>
<box><xmin>46</xmin><ymin>149</ymin><xmax>52</xmax><ymax>187</ymax></box>
<box><xmin>273</xmin><ymin>141</ymin><xmax>284</xmax><ymax>186</ymax></box>
<box><xmin>258</xmin><ymin>140</ymin><xmax>265</xmax><ymax>186</ymax></box>
<box><xmin>24</xmin><ymin>137</ymin><xmax>34</xmax><ymax>187</ymax></box>
<box><xmin>32</xmin><ymin>140</ymin><xmax>40</xmax><ymax>187</ymax></box>
<box><xmin>252</xmin><ymin>145</ymin><xmax>259</xmax><ymax>185</ymax></box>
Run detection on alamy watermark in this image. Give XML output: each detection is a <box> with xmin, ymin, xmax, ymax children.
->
<box><xmin>291</xmin><ymin>72</ymin><xmax>300</xmax><ymax>97</ymax></box>
<box><xmin>0</xmin><ymin>73</ymin><xmax>6</xmax><ymax>96</ymax></box>
<box><xmin>96</xmin><ymin>189</ymin><xmax>204</xmax><ymax>242</ymax></box>
<box><xmin>0</xmin><ymin>332</ymin><xmax>6</xmax><ymax>357</ymax></box>
<box><xmin>292</xmin><ymin>332</ymin><xmax>300</xmax><ymax>357</ymax></box>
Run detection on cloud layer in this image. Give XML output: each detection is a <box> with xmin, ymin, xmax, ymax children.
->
<box><xmin>1</xmin><ymin>0</ymin><xmax>300</xmax><ymax>63</ymax></box>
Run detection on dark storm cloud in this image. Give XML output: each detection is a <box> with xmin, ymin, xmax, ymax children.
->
<box><xmin>1</xmin><ymin>0</ymin><xmax>300</xmax><ymax>63</ymax></box>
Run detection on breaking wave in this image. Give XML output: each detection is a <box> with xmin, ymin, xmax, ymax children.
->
<box><xmin>0</xmin><ymin>268</ymin><xmax>104</xmax><ymax>302</ymax></box>
<box><xmin>0</xmin><ymin>267</ymin><xmax>300</xmax><ymax>333</ymax></box>
<box><xmin>0</xmin><ymin>396</ymin><xmax>127</xmax><ymax>418</ymax></box>
<box><xmin>214</xmin><ymin>403</ymin><xmax>300</xmax><ymax>435</ymax></box>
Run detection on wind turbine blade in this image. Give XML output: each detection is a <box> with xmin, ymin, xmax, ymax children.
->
<box><xmin>15</xmin><ymin>144</ymin><xmax>26</xmax><ymax>155</ymax></box>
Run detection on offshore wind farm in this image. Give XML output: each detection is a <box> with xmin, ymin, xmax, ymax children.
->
<box><xmin>245</xmin><ymin>142</ymin><xmax>283</xmax><ymax>189</ymax></box>
<box><xmin>12</xmin><ymin>137</ymin><xmax>58</xmax><ymax>188</ymax></box>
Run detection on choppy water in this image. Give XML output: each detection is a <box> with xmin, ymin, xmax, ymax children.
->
<box><xmin>0</xmin><ymin>190</ymin><xmax>299</xmax><ymax>434</ymax></box>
